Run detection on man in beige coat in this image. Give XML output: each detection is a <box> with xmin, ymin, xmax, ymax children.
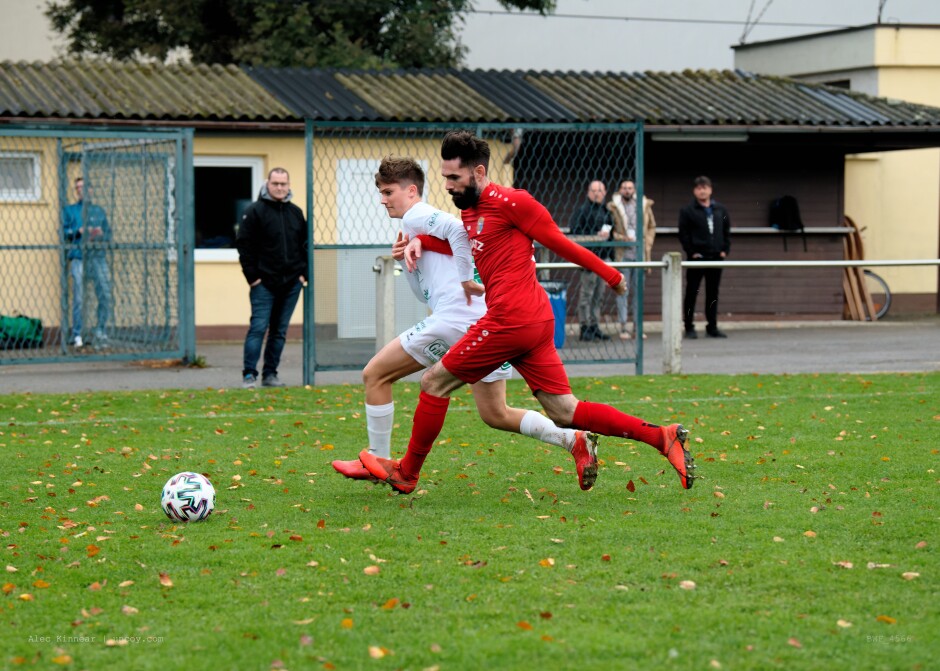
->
<box><xmin>607</xmin><ymin>180</ymin><xmax>657</xmax><ymax>339</ymax></box>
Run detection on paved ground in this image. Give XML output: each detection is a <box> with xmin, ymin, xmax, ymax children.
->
<box><xmin>2</xmin><ymin>317</ymin><xmax>937</xmax><ymax>394</ymax></box>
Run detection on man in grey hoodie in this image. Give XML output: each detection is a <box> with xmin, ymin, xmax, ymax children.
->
<box><xmin>236</xmin><ymin>168</ymin><xmax>308</xmax><ymax>388</ymax></box>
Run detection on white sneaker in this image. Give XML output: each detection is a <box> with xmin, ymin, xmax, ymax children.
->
<box><xmin>70</xmin><ymin>336</ymin><xmax>83</xmax><ymax>347</ymax></box>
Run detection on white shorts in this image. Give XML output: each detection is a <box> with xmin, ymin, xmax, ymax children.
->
<box><xmin>399</xmin><ymin>313</ymin><xmax>512</xmax><ymax>383</ymax></box>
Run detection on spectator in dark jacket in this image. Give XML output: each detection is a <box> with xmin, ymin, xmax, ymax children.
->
<box><xmin>678</xmin><ymin>175</ymin><xmax>731</xmax><ymax>339</ymax></box>
<box><xmin>236</xmin><ymin>167</ymin><xmax>308</xmax><ymax>388</ymax></box>
<box><xmin>569</xmin><ymin>180</ymin><xmax>613</xmax><ymax>341</ymax></box>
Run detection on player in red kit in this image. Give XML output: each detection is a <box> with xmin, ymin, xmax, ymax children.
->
<box><xmin>359</xmin><ymin>130</ymin><xmax>695</xmax><ymax>494</ymax></box>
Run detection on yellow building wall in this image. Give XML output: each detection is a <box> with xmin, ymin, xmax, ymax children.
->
<box><xmin>193</xmin><ymin>133</ymin><xmax>512</xmax><ymax>329</ymax></box>
<box><xmin>843</xmin><ymin>29</ymin><xmax>940</xmax><ymax>307</ymax></box>
<box><xmin>1</xmin><ymin>131</ymin><xmax>512</xmax><ymax>332</ymax></box>
<box><xmin>192</xmin><ymin>134</ymin><xmax>306</xmax><ymax>327</ymax></box>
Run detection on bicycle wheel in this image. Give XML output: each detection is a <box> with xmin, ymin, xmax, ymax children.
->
<box><xmin>862</xmin><ymin>269</ymin><xmax>891</xmax><ymax>320</ymax></box>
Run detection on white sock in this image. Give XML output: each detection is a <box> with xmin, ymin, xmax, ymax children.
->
<box><xmin>365</xmin><ymin>402</ymin><xmax>395</xmax><ymax>458</ymax></box>
<box><xmin>519</xmin><ymin>410</ymin><xmax>577</xmax><ymax>454</ymax></box>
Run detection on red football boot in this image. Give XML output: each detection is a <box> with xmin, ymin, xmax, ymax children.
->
<box><xmin>660</xmin><ymin>424</ymin><xmax>695</xmax><ymax>489</ymax></box>
<box><xmin>359</xmin><ymin>449</ymin><xmax>419</xmax><ymax>494</ymax></box>
<box><xmin>571</xmin><ymin>431</ymin><xmax>600</xmax><ymax>491</ymax></box>
<box><xmin>331</xmin><ymin>458</ymin><xmax>379</xmax><ymax>482</ymax></box>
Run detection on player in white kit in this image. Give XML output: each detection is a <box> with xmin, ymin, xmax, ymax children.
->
<box><xmin>332</xmin><ymin>156</ymin><xmax>597</xmax><ymax>483</ymax></box>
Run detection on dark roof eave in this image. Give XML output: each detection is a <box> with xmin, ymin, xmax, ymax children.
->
<box><xmin>647</xmin><ymin>124</ymin><xmax>940</xmax><ymax>134</ymax></box>
<box><xmin>0</xmin><ymin>115</ymin><xmax>305</xmax><ymax>131</ymax></box>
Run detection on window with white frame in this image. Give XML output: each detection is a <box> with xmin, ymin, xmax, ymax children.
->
<box><xmin>193</xmin><ymin>155</ymin><xmax>264</xmax><ymax>262</ymax></box>
<box><xmin>0</xmin><ymin>152</ymin><xmax>41</xmax><ymax>202</ymax></box>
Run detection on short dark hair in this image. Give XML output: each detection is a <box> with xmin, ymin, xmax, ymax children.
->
<box><xmin>268</xmin><ymin>167</ymin><xmax>289</xmax><ymax>180</ymax></box>
<box><xmin>693</xmin><ymin>175</ymin><xmax>712</xmax><ymax>188</ymax></box>
<box><xmin>375</xmin><ymin>156</ymin><xmax>425</xmax><ymax>196</ymax></box>
<box><xmin>441</xmin><ymin>130</ymin><xmax>490</xmax><ymax>170</ymax></box>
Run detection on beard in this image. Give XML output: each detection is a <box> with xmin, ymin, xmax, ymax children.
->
<box><xmin>449</xmin><ymin>181</ymin><xmax>481</xmax><ymax>210</ymax></box>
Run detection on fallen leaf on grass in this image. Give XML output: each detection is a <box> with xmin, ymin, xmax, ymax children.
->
<box><xmin>626</xmin><ymin>480</ymin><xmax>636</xmax><ymax>493</ymax></box>
<box><xmin>867</xmin><ymin>562</ymin><xmax>893</xmax><ymax>570</ymax></box>
<box><xmin>368</xmin><ymin>646</ymin><xmax>388</xmax><ymax>659</ymax></box>
<box><xmin>788</xmin><ymin>637</ymin><xmax>802</xmax><ymax>648</ymax></box>
<box><xmin>876</xmin><ymin>615</ymin><xmax>896</xmax><ymax>624</ymax></box>
<box><xmin>32</xmin><ymin>579</ymin><xmax>50</xmax><ymax>589</ymax></box>
<box><xmin>381</xmin><ymin>598</ymin><xmax>399</xmax><ymax>610</ymax></box>
<box><xmin>51</xmin><ymin>655</ymin><xmax>73</xmax><ymax>664</ymax></box>
<box><xmin>833</xmin><ymin>561</ymin><xmax>854</xmax><ymax>569</ymax></box>
<box><xmin>901</xmin><ymin>572</ymin><xmax>920</xmax><ymax>581</ymax></box>
<box><xmin>837</xmin><ymin>619</ymin><xmax>852</xmax><ymax>628</ymax></box>
<box><xmin>538</xmin><ymin>558</ymin><xmax>555</xmax><ymax>568</ymax></box>
<box><xmin>363</xmin><ymin>566</ymin><xmax>380</xmax><ymax>575</ymax></box>
<box><xmin>679</xmin><ymin>580</ymin><xmax>696</xmax><ymax>590</ymax></box>
<box><xmin>158</xmin><ymin>572</ymin><xmax>173</xmax><ymax>587</ymax></box>
<box><xmin>803</xmin><ymin>530</ymin><xmax>817</xmax><ymax>538</ymax></box>
<box><xmin>121</xmin><ymin>605</ymin><xmax>138</xmax><ymax>615</ymax></box>
<box><xmin>293</xmin><ymin>618</ymin><xmax>315</xmax><ymax>625</ymax></box>
<box><xmin>517</xmin><ymin>621</ymin><xmax>533</xmax><ymax>630</ymax></box>
<box><xmin>341</xmin><ymin>618</ymin><xmax>353</xmax><ymax>629</ymax></box>
<box><xmin>105</xmin><ymin>639</ymin><xmax>128</xmax><ymax>647</ymax></box>
<box><xmin>87</xmin><ymin>545</ymin><xmax>100</xmax><ymax>558</ymax></box>
<box><xmin>119</xmin><ymin>580</ymin><xmax>134</xmax><ymax>587</ymax></box>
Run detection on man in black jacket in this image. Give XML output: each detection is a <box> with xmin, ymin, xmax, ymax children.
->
<box><xmin>569</xmin><ymin>180</ymin><xmax>613</xmax><ymax>341</ymax></box>
<box><xmin>678</xmin><ymin>175</ymin><xmax>730</xmax><ymax>339</ymax></box>
<box><xmin>236</xmin><ymin>168</ymin><xmax>308</xmax><ymax>388</ymax></box>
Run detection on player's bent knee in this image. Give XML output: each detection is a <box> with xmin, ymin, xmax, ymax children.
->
<box><xmin>421</xmin><ymin>362</ymin><xmax>463</xmax><ymax>397</ymax></box>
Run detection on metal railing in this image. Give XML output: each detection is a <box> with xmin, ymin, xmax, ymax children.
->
<box><xmin>372</xmin><ymin>253</ymin><xmax>940</xmax><ymax>377</ymax></box>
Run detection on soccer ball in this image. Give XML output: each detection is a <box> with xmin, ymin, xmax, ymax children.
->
<box><xmin>161</xmin><ymin>472</ymin><xmax>216</xmax><ymax>522</ymax></box>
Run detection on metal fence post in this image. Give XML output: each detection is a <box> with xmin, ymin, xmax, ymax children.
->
<box><xmin>662</xmin><ymin>252</ymin><xmax>683</xmax><ymax>374</ymax></box>
<box><xmin>374</xmin><ymin>256</ymin><xmax>396</xmax><ymax>352</ymax></box>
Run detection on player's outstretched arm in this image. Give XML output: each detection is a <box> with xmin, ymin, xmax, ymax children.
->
<box><xmin>530</xmin><ymin>219</ymin><xmax>623</xmax><ymax>289</ymax></box>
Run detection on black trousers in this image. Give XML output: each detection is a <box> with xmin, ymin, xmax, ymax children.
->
<box><xmin>683</xmin><ymin>266</ymin><xmax>723</xmax><ymax>331</ymax></box>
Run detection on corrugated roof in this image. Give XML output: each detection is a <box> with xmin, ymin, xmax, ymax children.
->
<box><xmin>244</xmin><ymin>66</ymin><xmax>378</xmax><ymax>120</ymax></box>
<box><xmin>521</xmin><ymin>69</ymin><xmax>940</xmax><ymax>126</ymax></box>
<box><xmin>0</xmin><ymin>60</ymin><xmax>293</xmax><ymax>121</ymax></box>
<box><xmin>242</xmin><ymin>66</ymin><xmax>940</xmax><ymax>127</ymax></box>
<box><xmin>2</xmin><ymin>60</ymin><xmax>939</xmax><ymax>129</ymax></box>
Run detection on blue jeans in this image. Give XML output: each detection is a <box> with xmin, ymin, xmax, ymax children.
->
<box><xmin>68</xmin><ymin>255</ymin><xmax>112</xmax><ymax>340</ymax></box>
<box><xmin>615</xmin><ymin>267</ymin><xmax>637</xmax><ymax>328</ymax></box>
<box><xmin>243</xmin><ymin>280</ymin><xmax>303</xmax><ymax>378</ymax></box>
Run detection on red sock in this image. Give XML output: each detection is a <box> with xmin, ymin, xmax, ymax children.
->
<box><xmin>571</xmin><ymin>400</ymin><xmax>663</xmax><ymax>449</ymax></box>
<box><xmin>399</xmin><ymin>391</ymin><xmax>450</xmax><ymax>480</ymax></box>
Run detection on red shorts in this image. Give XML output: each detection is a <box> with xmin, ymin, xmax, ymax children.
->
<box><xmin>441</xmin><ymin>316</ymin><xmax>572</xmax><ymax>396</ymax></box>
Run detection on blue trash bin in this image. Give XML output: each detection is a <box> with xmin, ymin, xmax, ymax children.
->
<box><xmin>539</xmin><ymin>281</ymin><xmax>567</xmax><ymax>348</ymax></box>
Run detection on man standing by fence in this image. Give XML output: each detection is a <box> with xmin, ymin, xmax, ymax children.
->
<box><xmin>569</xmin><ymin>180</ymin><xmax>613</xmax><ymax>342</ymax></box>
<box><xmin>236</xmin><ymin>167</ymin><xmax>307</xmax><ymax>388</ymax></box>
<box><xmin>679</xmin><ymin>175</ymin><xmax>730</xmax><ymax>339</ymax></box>
<box><xmin>62</xmin><ymin>176</ymin><xmax>112</xmax><ymax>349</ymax></box>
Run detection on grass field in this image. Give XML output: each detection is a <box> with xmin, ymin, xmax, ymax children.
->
<box><xmin>1</xmin><ymin>372</ymin><xmax>936</xmax><ymax>670</ymax></box>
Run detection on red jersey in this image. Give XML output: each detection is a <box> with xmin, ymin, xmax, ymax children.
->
<box><xmin>459</xmin><ymin>183</ymin><xmax>622</xmax><ymax>326</ymax></box>
<box><xmin>459</xmin><ymin>183</ymin><xmax>554</xmax><ymax>324</ymax></box>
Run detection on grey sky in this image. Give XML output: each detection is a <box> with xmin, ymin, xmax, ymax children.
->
<box><xmin>458</xmin><ymin>0</ymin><xmax>940</xmax><ymax>72</ymax></box>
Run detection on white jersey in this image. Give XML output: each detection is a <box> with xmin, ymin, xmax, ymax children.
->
<box><xmin>397</xmin><ymin>201</ymin><xmax>511</xmax><ymax>382</ymax></box>
<box><xmin>400</xmin><ymin>201</ymin><xmax>485</xmax><ymax>323</ymax></box>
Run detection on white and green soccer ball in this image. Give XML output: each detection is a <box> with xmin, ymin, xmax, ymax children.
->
<box><xmin>161</xmin><ymin>472</ymin><xmax>216</xmax><ymax>522</ymax></box>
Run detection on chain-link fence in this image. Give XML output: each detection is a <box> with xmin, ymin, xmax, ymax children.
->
<box><xmin>0</xmin><ymin>126</ymin><xmax>194</xmax><ymax>365</ymax></box>
<box><xmin>305</xmin><ymin>121</ymin><xmax>644</xmax><ymax>377</ymax></box>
